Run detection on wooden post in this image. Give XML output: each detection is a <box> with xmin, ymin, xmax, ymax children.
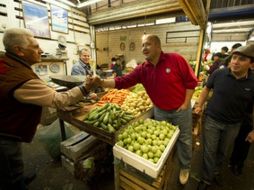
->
<box><xmin>195</xmin><ymin>28</ymin><xmax>205</xmax><ymax>77</ymax></box>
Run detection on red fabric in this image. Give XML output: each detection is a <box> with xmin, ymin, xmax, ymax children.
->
<box><xmin>0</xmin><ymin>54</ymin><xmax>42</xmax><ymax>142</ymax></box>
<box><xmin>0</xmin><ymin>60</ymin><xmax>8</xmax><ymax>74</ymax></box>
<box><xmin>115</xmin><ymin>52</ymin><xmax>198</xmax><ymax>110</ymax></box>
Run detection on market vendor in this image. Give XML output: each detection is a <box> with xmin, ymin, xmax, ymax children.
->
<box><xmin>93</xmin><ymin>34</ymin><xmax>198</xmax><ymax>185</ymax></box>
<box><xmin>0</xmin><ymin>28</ymin><xmax>97</xmax><ymax>190</ymax></box>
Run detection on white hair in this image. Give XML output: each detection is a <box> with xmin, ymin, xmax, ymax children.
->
<box><xmin>3</xmin><ymin>28</ymin><xmax>34</xmax><ymax>52</ymax></box>
<box><xmin>79</xmin><ymin>48</ymin><xmax>90</xmax><ymax>56</ymax></box>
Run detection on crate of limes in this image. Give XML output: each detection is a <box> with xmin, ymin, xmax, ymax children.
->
<box><xmin>113</xmin><ymin>118</ymin><xmax>179</xmax><ymax>178</ymax></box>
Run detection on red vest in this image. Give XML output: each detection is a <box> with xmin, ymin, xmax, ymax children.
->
<box><xmin>0</xmin><ymin>54</ymin><xmax>42</xmax><ymax>142</ymax></box>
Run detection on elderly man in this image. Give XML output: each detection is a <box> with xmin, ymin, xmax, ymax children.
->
<box><xmin>0</xmin><ymin>28</ymin><xmax>95</xmax><ymax>190</ymax></box>
<box><xmin>94</xmin><ymin>34</ymin><xmax>198</xmax><ymax>185</ymax></box>
<box><xmin>195</xmin><ymin>44</ymin><xmax>254</xmax><ymax>190</ymax></box>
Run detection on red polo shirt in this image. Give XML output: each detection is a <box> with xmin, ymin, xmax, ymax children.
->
<box><xmin>115</xmin><ymin>52</ymin><xmax>198</xmax><ymax>110</ymax></box>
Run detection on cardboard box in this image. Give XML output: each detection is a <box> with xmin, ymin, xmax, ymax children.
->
<box><xmin>113</xmin><ymin>128</ymin><xmax>179</xmax><ymax>178</ymax></box>
<box><xmin>60</xmin><ymin>132</ymin><xmax>99</xmax><ymax>161</ymax></box>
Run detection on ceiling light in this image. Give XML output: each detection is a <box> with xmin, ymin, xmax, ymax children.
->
<box><xmin>156</xmin><ymin>17</ymin><xmax>176</xmax><ymax>24</ymax></box>
<box><xmin>60</xmin><ymin>0</ymin><xmax>76</xmax><ymax>7</ymax></box>
<box><xmin>77</xmin><ymin>0</ymin><xmax>102</xmax><ymax>8</ymax></box>
<box><xmin>43</xmin><ymin>0</ymin><xmax>76</xmax><ymax>7</ymax></box>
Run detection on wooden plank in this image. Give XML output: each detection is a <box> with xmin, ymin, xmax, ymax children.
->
<box><xmin>120</xmin><ymin>170</ymin><xmax>157</xmax><ymax>190</ymax></box>
<box><xmin>120</xmin><ymin>179</ymin><xmax>134</xmax><ymax>190</ymax></box>
<box><xmin>151</xmin><ymin>170</ymin><xmax>164</xmax><ymax>188</ymax></box>
<box><xmin>120</xmin><ymin>176</ymin><xmax>144</xmax><ymax>190</ymax></box>
<box><xmin>120</xmin><ymin>181</ymin><xmax>130</xmax><ymax>190</ymax></box>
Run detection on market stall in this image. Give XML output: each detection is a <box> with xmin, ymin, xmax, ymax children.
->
<box><xmin>57</xmin><ymin>85</ymin><xmax>181</xmax><ymax>189</ymax></box>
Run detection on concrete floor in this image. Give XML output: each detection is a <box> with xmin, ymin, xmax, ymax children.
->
<box><xmin>23</xmin><ymin>126</ymin><xmax>254</xmax><ymax>190</ymax></box>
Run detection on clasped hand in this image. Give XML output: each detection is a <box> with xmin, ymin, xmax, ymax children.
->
<box><xmin>85</xmin><ymin>75</ymin><xmax>103</xmax><ymax>90</ymax></box>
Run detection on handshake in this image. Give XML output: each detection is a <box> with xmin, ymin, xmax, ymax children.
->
<box><xmin>85</xmin><ymin>75</ymin><xmax>104</xmax><ymax>91</ymax></box>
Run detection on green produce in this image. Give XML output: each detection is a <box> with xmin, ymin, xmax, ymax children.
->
<box><xmin>131</xmin><ymin>83</ymin><xmax>145</xmax><ymax>93</ymax></box>
<box><xmin>83</xmin><ymin>103</ymin><xmax>134</xmax><ymax>133</ymax></box>
<box><xmin>116</xmin><ymin>119</ymin><xmax>177</xmax><ymax>164</ymax></box>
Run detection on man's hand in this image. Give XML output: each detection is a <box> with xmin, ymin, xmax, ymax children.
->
<box><xmin>89</xmin><ymin>92</ymin><xmax>98</xmax><ymax>100</ymax></box>
<box><xmin>177</xmin><ymin>103</ymin><xmax>189</xmax><ymax>112</ymax></box>
<box><xmin>85</xmin><ymin>76</ymin><xmax>102</xmax><ymax>90</ymax></box>
<box><xmin>194</xmin><ymin>106</ymin><xmax>203</xmax><ymax>115</ymax></box>
<box><xmin>93</xmin><ymin>76</ymin><xmax>103</xmax><ymax>86</ymax></box>
<box><xmin>245</xmin><ymin>130</ymin><xmax>254</xmax><ymax>143</ymax></box>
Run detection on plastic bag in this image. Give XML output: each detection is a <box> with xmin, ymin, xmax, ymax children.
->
<box><xmin>36</xmin><ymin>119</ymin><xmax>74</xmax><ymax>160</ymax></box>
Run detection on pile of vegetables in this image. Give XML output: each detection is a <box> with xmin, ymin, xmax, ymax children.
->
<box><xmin>131</xmin><ymin>83</ymin><xmax>145</xmax><ymax>93</ymax></box>
<box><xmin>84</xmin><ymin>103</ymin><xmax>134</xmax><ymax>133</ymax></box>
<box><xmin>116</xmin><ymin>119</ymin><xmax>177</xmax><ymax>163</ymax></box>
<box><xmin>192</xmin><ymin>86</ymin><xmax>203</xmax><ymax>100</ymax></box>
<box><xmin>121</xmin><ymin>91</ymin><xmax>152</xmax><ymax>117</ymax></box>
<box><xmin>96</xmin><ymin>89</ymin><xmax>130</xmax><ymax>106</ymax></box>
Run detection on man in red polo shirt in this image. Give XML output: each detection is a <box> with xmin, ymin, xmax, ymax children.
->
<box><xmin>96</xmin><ymin>34</ymin><xmax>198</xmax><ymax>185</ymax></box>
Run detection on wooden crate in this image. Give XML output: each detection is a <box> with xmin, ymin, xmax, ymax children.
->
<box><xmin>119</xmin><ymin>168</ymin><xmax>164</xmax><ymax>190</ymax></box>
<box><xmin>115</xmin><ymin>146</ymin><xmax>176</xmax><ymax>190</ymax></box>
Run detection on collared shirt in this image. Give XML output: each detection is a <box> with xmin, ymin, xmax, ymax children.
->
<box><xmin>115</xmin><ymin>52</ymin><xmax>198</xmax><ymax>110</ymax></box>
<box><xmin>206</xmin><ymin>68</ymin><xmax>254</xmax><ymax>123</ymax></box>
<box><xmin>71</xmin><ymin>59</ymin><xmax>93</xmax><ymax>76</ymax></box>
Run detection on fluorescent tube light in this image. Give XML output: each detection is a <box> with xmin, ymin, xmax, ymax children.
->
<box><xmin>156</xmin><ymin>17</ymin><xmax>176</xmax><ymax>24</ymax></box>
<box><xmin>60</xmin><ymin>0</ymin><xmax>76</xmax><ymax>7</ymax></box>
<box><xmin>77</xmin><ymin>0</ymin><xmax>102</xmax><ymax>8</ymax></box>
<box><xmin>43</xmin><ymin>0</ymin><xmax>76</xmax><ymax>7</ymax></box>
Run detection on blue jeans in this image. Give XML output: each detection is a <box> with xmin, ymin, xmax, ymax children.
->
<box><xmin>154</xmin><ymin>106</ymin><xmax>192</xmax><ymax>169</ymax></box>
<box><xmin>201</xmin><ymin>115</ymin><xmax>241</xmax><ymax>184</ymax></box>
<box><xmin>0</xmin><ymin>137</ymin><xmax>27</xmax><ymax>190</ymax></box>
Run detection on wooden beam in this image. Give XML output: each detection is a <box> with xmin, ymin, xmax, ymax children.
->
<box><xmin>187</xmin><ymin>0</ymin><xmax>207</xmax><ymax>29</ymax></box>
<box><xmin>195</xmin><ymin>28</ymin><xmax>205</xmax><ymax>77</ymax></box>
<box><xmin>178</xmin><ymin>0</ymin><xmax>208</xmax><ymax>29</ymax></box>
<box><xmin>88</xmin><ymin>0</ymin><xmax>181</xmax><ymax>25</ymax></box>
<box><xmin>178</xmin><ymin>0</ymin><xmax>197</xmax><ymax>25</ymax></box>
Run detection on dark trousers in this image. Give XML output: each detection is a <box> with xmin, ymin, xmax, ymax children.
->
<box><xmin>230</xmin><ymin>115</ymin><xmax>252</xmax><ymax>169</ymax></box>
<box><xmin>0</xmin><ymin>137</ymin><xmax>27</xmax><ymax>190</ymax></box>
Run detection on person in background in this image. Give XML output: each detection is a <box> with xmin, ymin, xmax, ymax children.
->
<box><xmin>220</xmin><ymin>46</ymin><xmax>229</xmax><ymax>59</ymax></box>
<box><xmin>71</xmin><ymin>49</ymin><xmax>101</xmax><ymax>95</ymax></box>
<box><xmin>228</xmin><ymin>62</ymin><xmax>254</xmax><ymax>176</ymax></box>
<box><xmin>194</xmin><ymin>44</ymin><xmax>254</xmax><ymax>190</ymax></box>
<box><xmin>0</xmin><ymin>28</ymin><xmax>96</xmax><ymax>190</ymax></box>
<box><xmin>202</xmin><ymin>48</ymin><xmax>212</xmax><ymax>62</ymax></box>
<box><xmin>110</xmin><ymin>57</ymin><xmax>116</xmax><ymax>69</ymax></box>
<box><xmin>71</xmin><ymin>48</ymin><xmax>93</xmax><ymax>76</ymax></box>
<box><xmin>207</xmin><ymin>52</ymin><xmax>223</xmax><ymax>75</ymax></box>
<box><xmin>112</xmin><ymin>58</ymin><xmax>123</xmax><ymax>77</ymax></box>
<box><xmin>94</xmin><ymin>34</ymin><xmax>198</xmax><ymax>185</ymax></box>
<box><xmin>220</xmin><ymin>43</ymin><xmax>242</xmax><ymax>68</ymax></box>
<box><xmin>229</xmin><ymin>105</ymin><xmax>253</xmax><ymax>176</ymax></box>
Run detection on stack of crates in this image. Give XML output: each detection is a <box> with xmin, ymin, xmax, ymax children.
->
<box><xmin>60</xmin><ymin>131</ymin><xmax>99</xmax><ymax>176</ymax></box>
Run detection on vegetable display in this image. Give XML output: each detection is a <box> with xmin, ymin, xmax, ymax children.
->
<box><xmin>84</xmin><ymin>103</ymin><xmax>134</xmax><ymax>133</ymax></box>
<box><xmin>121</xmin><ymin>91</ymin><xmax>152</xmax><ymax>117</ymax></box>
<box><xmin>96</xmin><ymin>89</ymin><xmax>130</xmax><ymax>106</ymax></box>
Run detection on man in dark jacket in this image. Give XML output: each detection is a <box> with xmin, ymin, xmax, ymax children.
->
<box><xmin>0</xmin><ymin>28</ymin><xmax>95</xmax><ymax>190</ymax></box>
